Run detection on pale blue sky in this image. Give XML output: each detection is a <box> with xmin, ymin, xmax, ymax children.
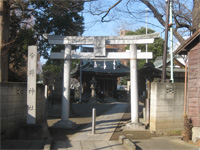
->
<box><xmin>40</xmin><ymin>1</ymin><xmax>165</xmax><ymax>64</ymax></box>
<box><xmin>82</xmin><ymin>0</ymin><xmax>165</xmax><ymax>37</ymax></box>
<box><xmin>82</xmin><ymin>0</ymin><xmax>193</xmax><ymax>39</ymax></box>
<box><xmin>41</xmin><ymin>0</ymin><xmax>193</xmax><ymax>64</ymax></box>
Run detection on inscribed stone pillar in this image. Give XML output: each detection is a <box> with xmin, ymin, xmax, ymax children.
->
<box><xmin>27</xmin><ymin>46</ymin><xmax>37</xmax><ymax>124</ymax></box>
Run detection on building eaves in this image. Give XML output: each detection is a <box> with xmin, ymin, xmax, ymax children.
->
<box><xmin>174</xmin><ymin>29</ymin><xmax>200</xmax><ymax>55</ymax></box>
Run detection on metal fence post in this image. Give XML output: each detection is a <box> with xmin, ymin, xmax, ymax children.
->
<box><xmin>92</xmin><ymin>108</ymin><xmax>96</xmax><ymax>134</ymax></box>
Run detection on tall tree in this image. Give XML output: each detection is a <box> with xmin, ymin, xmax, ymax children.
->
<box><xmin>0</xmin><ymin>0</ymin><xmax>84</xmax><ymax>82</ymax></box>
<box><xmin>32</xmin><ymin>1</ymin><xmax>84</xmax><ymax>82</ymax></box>
<box><xmin>31</xmin><ymin>1</ymin><xmax>84</xmax><ymax>57</ymax></box>
<box><xmin>193</xmin><ymin>0</ymin><xmax>200</xmax><ymax>31</ymax></box>
<box><xmin>86</xmin><ymin>0</ymin><xmax>199</xmax><ymax>44</ymax></box>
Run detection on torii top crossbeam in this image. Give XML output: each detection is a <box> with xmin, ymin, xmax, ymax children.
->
<box><xmin>44</xmin><ymin>33</ymin><xmax>160</xmax><ymax>59</ymax></box>
<box><xmin>44</xmin><ymin>33</ymin><xmax>159</xmax><ymax>45</ymax></box>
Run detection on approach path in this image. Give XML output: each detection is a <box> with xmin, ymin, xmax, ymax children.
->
<box><xmin>51</xmin><ymin>102</ymin><xmax>128</xmax><ymax>150</ymax></box>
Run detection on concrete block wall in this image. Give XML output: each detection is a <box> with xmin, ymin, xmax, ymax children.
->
<box><xmin>150</xmin><ymin>82</ymin><xmax>184</xmax><ymax>133</ymax></box>
<box><xmin>0</xmin><ymin>83</ymin><xmax>44</xmax><ymax>139</ymax></box>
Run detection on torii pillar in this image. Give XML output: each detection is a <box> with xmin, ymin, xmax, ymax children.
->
<box><xmin>53</xmin><ymin>45</ymin><xmax>76</xmax><ymax>128</ymax></box>
<box><xmin>124</xmin><ymin>44</ymin><xmax>146</xmax><ymax>130</ymax></box>
<box><xmin>130</xmin><ymin>44</ymin><xmax>139</xmax><ymax>123</ymax></box>
<box><xmin>62</xmin><ymin>45</ymin><xmax>71</xmax><ymax>121</ymax></box>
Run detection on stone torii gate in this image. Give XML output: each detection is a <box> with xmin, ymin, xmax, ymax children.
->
<box><xmin>45</xmin><ymin>33</ymin><xmax>159</xmax><ymax>128</ymax></box>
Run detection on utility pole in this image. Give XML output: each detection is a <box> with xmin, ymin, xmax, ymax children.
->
<box><xmin>170</xmin><ymin>0</ymin><xmax>174</xmax><ymax>83</ymax></box>
<box><xmin>79</xmin><ymin>54</ymin><xmax>82</xmax><ymax>102</ymax></box>
<box><xmin>146</xmin><ymin>8</ymin><xmax>148</xmax><ymax>63</ymax></box>
<box><xmin>79</xmin><ymin>9</ymin><xmax>83</xmax><ymax>103</ymax></box>
<box><xmin>161</xmin><ymin>0</ymin><xmax>170</xmax><ymax>82</ymax></box>
<box><xmin>0</xmin><ymin>0</ymin><xmax>2</xmax><ymax>82</ymax></box>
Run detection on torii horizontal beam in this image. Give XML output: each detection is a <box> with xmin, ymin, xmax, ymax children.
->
<box><xmin>50</xmin><ymin>51</ymin><xmax>153</xmax><ymax>60</ymax></box>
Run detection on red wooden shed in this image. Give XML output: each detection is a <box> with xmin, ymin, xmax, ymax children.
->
<box><xmin>174</xmin><ymin>29</ymin><xmax>200</xmax><ymax>140</ymax></box>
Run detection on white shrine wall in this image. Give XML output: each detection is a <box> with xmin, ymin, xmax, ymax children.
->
<box><xmin>150</xmin><ymin>82</ymin><xmax>184</xmax><ymax>133</ymax></box>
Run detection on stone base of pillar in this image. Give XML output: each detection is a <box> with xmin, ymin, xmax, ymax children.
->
<box><xmin>123</xmin><ymin>122</ymin><xmax>146</xmax><ymax>131</ymax></box>
<box><xmin>53</xmin><ymin>120</ymin><xmax>77</xmax><ymax>129</ymax></box>
<box><xmin>192</xmin><ymin>127</ymin><xmax>200</xmax><ymax>143</ymax></box>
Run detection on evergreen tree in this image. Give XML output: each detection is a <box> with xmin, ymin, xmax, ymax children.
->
<box><xmin>8</xmin><ymin>9</ymin><xmax>36</xmax><ymax>82</ymax></box>
<box><xmin>126</xmin><ymin>27</ymin><xmax>164</xmax><ymax>69</ymax></box>
<box><xmin>3</xmin><ymin>0</ymin><xmax>84</xmax><ymax>81</ymax></box>
<box><xmin>120</xmin><ymin>27</ymin><xmax>164</xmax><ymax>88</ymax></box>
<box><xmin>33</xmin><ymin>1</ymin><xmax>84</xmax><ymax>83</ymax></box>
<box><xmin>31</xmin><ymin>1</ymin><xmax>84</xmax><ymax>57</ymax></box>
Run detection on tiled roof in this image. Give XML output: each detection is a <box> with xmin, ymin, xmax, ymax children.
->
<box><xmin>72</xmin><ymin>60</ymin><xmax>130</xmax><ymax>77</ymax></box>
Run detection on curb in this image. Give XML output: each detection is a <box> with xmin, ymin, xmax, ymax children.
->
<box><xmin>43</xmin><ymin>137</ymin><xmax>53</xmax><ymax>150</ymax></box>
<box><xmin>119</xmin><ymin>135</ymin><xmax>136</xmax><ymax>150</ymax></box>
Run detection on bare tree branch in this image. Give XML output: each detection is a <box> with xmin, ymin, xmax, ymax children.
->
<box><xmin>101</xmin><ymin>0</ymin><xmax>122</xmax><ymax>22</ymax></box>
<box><xmin>140</xmin><ymin>0</ymin><xmax>164</xmax><ymax>26</ymax></box>
<box><xmin>174</xmin><ymin>14</ymin><xmax>193</xmax><ymax>31</ymax></box>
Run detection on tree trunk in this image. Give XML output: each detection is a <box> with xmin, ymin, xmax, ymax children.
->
<box><xmin>193</xmin><ymin>0</ymin><xmax>200</xmax><ymax>32</ymax></box>
<box><xmin>0</xmin><ymin>1</ymin><xmax>10</xmax><ymax>82</ymax></box>
<box><xmin>140</xmin><ymin>0</ymin><xmax>185</xmax><ymax>44</ymax></box>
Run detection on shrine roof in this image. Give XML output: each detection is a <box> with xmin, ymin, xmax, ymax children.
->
<box><xmin>71</xmin><ymin>60</ymin><xmax>130</xmax><ymax>77</ymax></box>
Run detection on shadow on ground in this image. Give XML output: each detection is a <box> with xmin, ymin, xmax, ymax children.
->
<box><xmin>48</xmin><ymin>102</ymin><xmax>118</xmax><ymax>141</ymax></box>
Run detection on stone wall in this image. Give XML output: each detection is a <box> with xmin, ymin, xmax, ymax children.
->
<box><xmin>0</xmin><ymin>83</ymin><xmax>45</xmax><ymax>139</ymax></box>
<box><xmin>150</xmin><ymin>82</ymin><xmax>184</xmax><ymax>133</ymax></box>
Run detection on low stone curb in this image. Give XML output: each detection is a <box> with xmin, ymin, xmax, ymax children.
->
<box><xmin>119</xmin><ymin>135</ymin><xmax>136</xmax><ymax>150</ymax></box>
<box><xmin>43</xmin><ymin>137</ymin><xmax>52</xmax><ymax>150</ymax></box>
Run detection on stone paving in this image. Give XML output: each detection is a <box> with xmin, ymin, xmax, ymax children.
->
<box><xmin>52</xmin><ymin>103</ymin><xmax>128</xmax><ymax>150</ymax></box>
<box><xmin>53</xmin><ymin>141</ymin><xmax>125</xmax><ymax>150</ymax></box>
<box><xmin>1</xmin><ymin>101</ymin><xmax>200</xmax><ymax>150</ymax></box>
<box><xmin>132</xmin><ymin>136</ymin><xmax>199</xmax><ymax>150</ymax></box>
